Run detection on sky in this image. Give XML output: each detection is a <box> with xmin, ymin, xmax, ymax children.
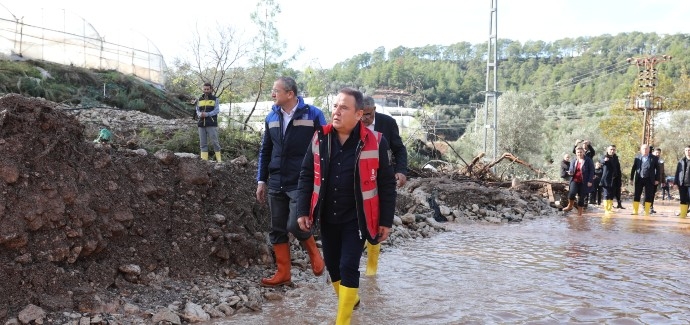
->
<box><xmin>3</xmin><ymin>0</ymin><xmax>690</xmax><ymax>70</ymax></box>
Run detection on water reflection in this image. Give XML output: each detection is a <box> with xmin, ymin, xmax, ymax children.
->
<box><xmin>214</xmin><ymin>212</ymin><xmax>690</xmax><ymax>324</ymax></box>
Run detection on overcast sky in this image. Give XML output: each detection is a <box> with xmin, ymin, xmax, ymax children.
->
<box><xmin>4</xmin><ymin>0</ymin><xmax>689</xmax><ymax>69</ymax></box>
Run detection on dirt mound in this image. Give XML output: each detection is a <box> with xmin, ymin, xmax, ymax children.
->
<box><xmin>0</xmin><ymin>94</ymin><xmax>270</xmax><ymax>321</ymax></box>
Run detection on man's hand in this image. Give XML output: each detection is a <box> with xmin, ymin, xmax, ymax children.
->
<box><xmin>200</xmin><ymin>112</ymin><xmax>207</xmax><ymax>118</ymax></box>
<box><xmin>297</xmin><ymin>216</ymin><xmax>312</xmax><ymax>232</ymax></box>
<box><xmin>376</xmin><ymin>226</ymin><xmax>391</xmax><ymax>243</ymax></box>
<box><xmin>395</xmin><ymin>173</ymin><xmax>407</xmax><ymax>187</ymax></box>
<box><xmin>256</xmin><ymin>183</ymin><xmax>266</xmax><ymax>204</ymax></box>
<box><xmin>574</xmin><ymin>139</ymin><xmax>582</xmax><ymax>146</ymax></box>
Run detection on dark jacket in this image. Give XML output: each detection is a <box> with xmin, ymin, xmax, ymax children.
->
<box><xmin>600</xmin><ymin>154</ymin><xmax>621</xmax><ymax>188</ymax></box>
<box><xmin>630</xmin><ymin>153</ymin><xmax>661</xmax><ymax>182</ymax></box>
<box><xmin>297</xmin><ymin>122</ymin><xmax>396</xmax><ymax>243</ymax></box>
<box><xmin>257</xmin><ymin>97</ymin><xmax>326</xmax><ymax>191</ymax></box>
<box><xmin>373</xmin><ymin>112</ymin><xmax>408</xmax><ymax>175</ymax></box>
<box><xmin>592</xmin><ymin>166</ymin><xmax>603</xmax><ymax>187</ymax></box>
<box><xmin>196</xmin><ymin>94</ymin><xmax>219</xmax><ymax>127</ymax></box>
<box><xmin>560</xmin><ymin>159</ymin><xmax>571</xmax><ymax>181</ymax></box>
<box><xmin>573</xmin><ymin>144</ymin><xmax>596</xmax><ymax>159</ymax></box>
<box><xmin>675</xmin><ymin>157</ymin><xmax>690</xmax><ymax>187</ymax></box>
<box><xmin>569</xmin><ymin>156</ymin><xmax>595</xmax><ymax>191</ymax></box>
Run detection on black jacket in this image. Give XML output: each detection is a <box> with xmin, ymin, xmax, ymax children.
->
<box><xmin>297</xmin><ymin>123</ymin><xmax>396</xmax><ymax>243</ymax></box>
<box><xmin>373</xmin><ymin>112</ymin><xmax>408</xmax><ymax>175</ymax></box>
<box><xmin>675</xmin><ymin>157</ymin><xmax>690</xmax><ymax>187</ymax></box>
<box><xmin>196</xmin><ymin>94</ymin><xmax>219</xmax><ymax>127</ymax></box>
<box><xmin>560</xmin><ymin>159</ymin><xmax>571</xmax><ymax>181</ymax></box>
<box><xmin>630</xmin><ymin>153</ymin><xmax>661</xmax><ymax>182</ymax></box>
<box><xmin>600</xmin><ymin>154</ymin><xmax>621</xmax><ymax>188</ymax></box>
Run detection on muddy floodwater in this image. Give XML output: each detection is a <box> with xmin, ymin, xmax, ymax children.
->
<box><xmin>213</xmin><ymin>201</ymin><xmax>690</xmax><ymax>324</ymax></box>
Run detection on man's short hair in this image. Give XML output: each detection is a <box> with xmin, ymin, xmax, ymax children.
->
<box><xmin>277</xmin><ymin>76</ymin><xmax>298</xmax><ymax>94</ymax></box>
<box><xmin>340</xmin><ymin>88</ymin><xmax>364</xmax><ymax>110</ymax></box>
<box><xmin>363</xmin><ymin>96</ymin><xmax>376</xmax><ymax>108</ymax></box>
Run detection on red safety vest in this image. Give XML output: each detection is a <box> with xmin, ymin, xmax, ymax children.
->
<box><xmin>309</xmin><ymin>123</ymin><xmax>382</xmax><ymax>239</ymax></box>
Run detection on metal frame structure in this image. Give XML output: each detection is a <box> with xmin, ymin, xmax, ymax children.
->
<box><xmin>483</xmin><ymin>0</ymin><xmax>499</xmax><ymax>161</ymax></box>
<box><xmin>627</xmin><ymin>55</ymin><xmax>672</xmax><ymax>145</ymax></box>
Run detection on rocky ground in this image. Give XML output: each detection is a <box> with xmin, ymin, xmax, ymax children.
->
<box><xmin>0</xmin><ymin>94</ymin><xmax>560</xmax><ymax>324</ymax></box>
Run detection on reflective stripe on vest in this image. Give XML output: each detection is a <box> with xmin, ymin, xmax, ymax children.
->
<box><xmin>309</xmin><ymin>125</ymin><xmax>382</xmax><ymax>239</ymax></box>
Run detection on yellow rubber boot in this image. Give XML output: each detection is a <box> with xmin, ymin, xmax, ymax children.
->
<box><xmin>214</xmin><ymin>151</ymin><xmax>222</xmax><ymax>162</ymax></box>
<box><xmin>336</xmin><ymin>285</ymin><xmax>359</xmax><ymax>325</ymax></box>
<box><xmin>632</xmin><ymin>201</ymin><xmax>640</xmax><ymax>215</ymax></box>
<box><xmin>608</xmin><ymin>200</ymin><xmax>615</xmax><ymax>213</ymax></box>
<box><xmin>200</xmin><ymin>152</ymin><xmax>209</xmax><ymax>160</ymax></box>
<box><xmin>365</xmin><ymin>243</ymin><xmax>381</xmax><ymax>276</ymax></box>
<box><xmin>332</xmin><ymin>280</ymin><xmax>360</xmax><ymax>309</ymax></box>
<box><xmin>603</xmin><ymin>200</ymin><xmax>609</xmax><ymax>213</ymax></box>
<box><xmin>680</xmin><ymin>204</ymin><xmax>688</xmax><ymax>219</ymax></box>
<box><xmin>644</xmin><ymin>202</ymin><xmax>651</xmax><ymax>216</ymax></box>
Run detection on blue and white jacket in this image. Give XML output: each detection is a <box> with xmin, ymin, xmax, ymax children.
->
<box><xmin>257</xmin><ymin>96</ymin><xmax>326</xmax><ymax>191</ymax></box>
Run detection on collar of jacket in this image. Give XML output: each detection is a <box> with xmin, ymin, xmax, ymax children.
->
<box><xmin>271</xmin><ymin>96</ymin><xmax>307</xmax><ymax>114</ymax></box>
<box><xmin>321</xmin><ymin>121</ymin><xmax>368</xmax><ymax>140</ymax></box>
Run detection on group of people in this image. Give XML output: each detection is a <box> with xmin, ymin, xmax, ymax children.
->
<box><xmin>560</xmin><ymin>140</ymin><xmax>626</xmax><ymax>216</ymax></box>
<box><xmin>559</xmin><ymin>139</ymin><xmax>689</xmax><ymax>218</ymax></box>
<box><xmin>252</xmin><ymin>77</ymin><xmax>408</xmax><ymax>324</ymax></box>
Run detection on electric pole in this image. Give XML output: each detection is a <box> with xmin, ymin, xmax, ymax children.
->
<box><xmin>626</xmin><ymin>55</ymin><xmax>671</xmax><ymax>145</ymax></box>
<box><xmin>483</xmin><ymin>0</ymin><xmax>499</xmax><ymax>161</ymax></box>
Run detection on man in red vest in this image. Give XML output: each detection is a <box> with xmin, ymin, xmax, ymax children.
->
<box><xmin>296</xmin><ymin>88</ymin><xmax>396</xmax><ymax>324</ymax></box>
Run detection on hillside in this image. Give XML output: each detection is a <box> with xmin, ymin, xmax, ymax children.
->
<box><xmin>0</xmin><ymin>57</ymin><xmax>194</xmax><ymax>120</ymax></box>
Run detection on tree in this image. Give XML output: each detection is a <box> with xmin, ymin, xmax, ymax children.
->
<box><xmin>494</xmin><ymin>91</ymin><xmax>545</xmax><ymax>158</ymax></box>
<box><xmin>302</xmin><ymin>65</ymin><xmax>332</xmax><ymax>118</ymax></box>
<box><xmin>242</xmin><ymin>0</ymin><xmax>301</xmax><ymax>129</ymax></box>
<box><xmin>188</xmin><ymin>22</ymin><xmax>249</xmax><ymax>102</ymax></box>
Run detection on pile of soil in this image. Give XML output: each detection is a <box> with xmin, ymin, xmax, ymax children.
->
<box><xmin>0</xmin><ymin>94</ymin><xmax>272</xmax><ymax>322</ymax></box>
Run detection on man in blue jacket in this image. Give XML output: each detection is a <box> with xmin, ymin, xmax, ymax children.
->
<box><xmin>255</xmin><ymin>77</ymin><xmax>327</xmax><ymax>287</ymax></box>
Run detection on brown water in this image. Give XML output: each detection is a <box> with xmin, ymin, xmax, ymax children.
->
<box><xmin>214</xmin><ymin>202</ymin><xmax>690</xmax><ymax>324</ymax></box>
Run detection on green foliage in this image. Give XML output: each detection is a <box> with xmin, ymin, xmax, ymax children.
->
<box><xmin>136</xmin><ymin>126</ymin><xmax>262</xmax><ymax>161</ymax></box>
<box><xmin>599</xmin><ymin>100</ymin><xmax>643</xmax><ymax>178</ymax></box>
<box><xmin>654</xmin><ymin>111</ymin><xmax>690</xmax><ymax>163</ymax></box>
<box><xmin>126</xmin><ymin>98</ymin><xmax>147</xmax><ymax>111</ymax></box>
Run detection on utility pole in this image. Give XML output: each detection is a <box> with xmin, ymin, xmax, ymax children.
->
<box><xmin>483</xmin><ymin>0</ymin><xmax>499</xmax><ymax>161</ymax></box>
<box><xmin>626</xmin><ymin>55</ymin><xmax>671</xmax><ymax>145</ymax></box>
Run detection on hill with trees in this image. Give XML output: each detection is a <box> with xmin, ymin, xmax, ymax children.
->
<box><xmin>3</xmin><ymin>27</ymin><xmax>690</xmax><ymax>182</ymax></box>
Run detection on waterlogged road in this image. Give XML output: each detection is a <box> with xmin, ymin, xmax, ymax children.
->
<box><xmin>214</xmin><ymin>201</ymin><xmax>690</xmax><ymax>324</ymax></box>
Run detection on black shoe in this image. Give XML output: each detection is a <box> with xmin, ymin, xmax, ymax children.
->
<box><xmin>617</xmin><ymin>204</ymin><xmax>625</xmax><ymax>209</ymax></box>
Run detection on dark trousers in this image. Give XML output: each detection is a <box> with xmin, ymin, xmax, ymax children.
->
<box><xmin>633</xmin><ymin>177</ymin><xmax>656</xmax><ymax>203</ymax></box>
<box><xmin>320</xmin><ymin>218</ymin><xmax>365</xmax><ymax>288</ymax></box>
<box><xmin>267</xmin><ymin>189</ymin><xmax>311</xmax><ymax>244</ymax></box>
<box><xmin>679</xmin><ymin>186</ymin><xmax>690</xmax><ymax>205</ymax></box>
<box><xmin>589</xmin><ymin>186</ymin><xmax>602</xmax><ymax>205</ymax></box>
<box><xmin>613</xmin><ymin>183</ymin><xmax>623</xmax><ymax>204</ymax></box>
<box><xmin>568</xmin><ymin>180</ymin><xmax>589</xmax><ymax>207</ymax></box>
<box><xmin>602</xmin><ymin>186</ymin><xmax>614</xmax><ymax>200</ymax></box>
